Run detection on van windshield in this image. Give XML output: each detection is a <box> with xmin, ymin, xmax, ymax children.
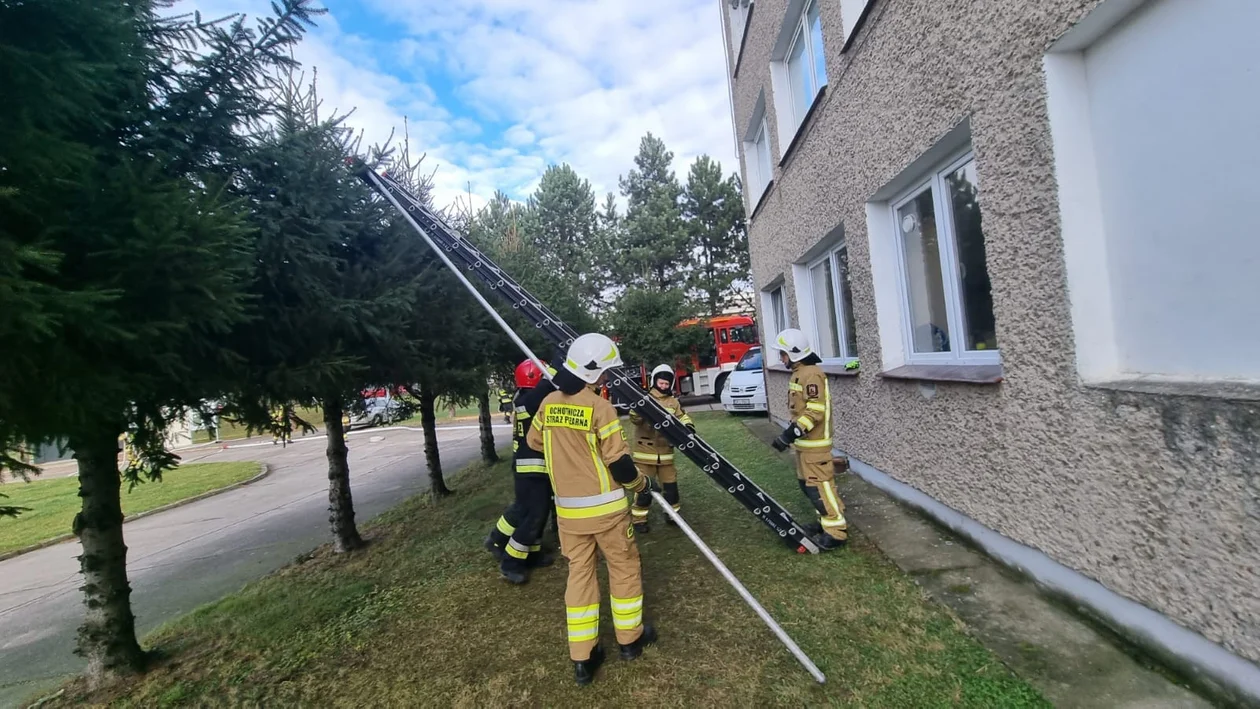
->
<box><xmin>735</xmin><ymin>348</ymin><xmax>763</xmax><ymax>372</ymax></box>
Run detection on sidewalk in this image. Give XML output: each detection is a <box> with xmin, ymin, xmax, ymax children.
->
<box><xmin>741</xmin><ymin>417</ymin><xmax>1212</xmax><ymax>709</ymax></box>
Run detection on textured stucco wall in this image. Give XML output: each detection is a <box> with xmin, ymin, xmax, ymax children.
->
<box><xmin>730</xmin><ymin>0</ymin><xmax>1260</xmax><ymax>663</ymax></box>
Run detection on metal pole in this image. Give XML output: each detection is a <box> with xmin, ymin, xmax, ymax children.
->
<box><xmin>650</xmin><ymin>490</ymin><xmax>826</xmax><ymax>684</ymax></box>
<box><xmin>364</xmin><ymin>170</ymin><xmax>553</xmax><ymax>380</ymax></box>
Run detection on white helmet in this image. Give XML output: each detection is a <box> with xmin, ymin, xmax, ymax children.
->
<box><xmin>770</xmin><ymin>328</ymin><xmax>814</xmax><ymax>362</ymax></box>
<box><xmin>564</xmin><ymin>333</ymin><xmax>624</xmax><ymax>383</ymax></box>
<box><xmin>650</xmin><ymin>364</ymin><xmax>674</xmax><ymax>381</ymax></box>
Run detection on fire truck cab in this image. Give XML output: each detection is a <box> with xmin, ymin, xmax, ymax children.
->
<box><xmin>674</xmin><ymin>314</ymin><xmax>759</xmax><ymax>399</ymax></box>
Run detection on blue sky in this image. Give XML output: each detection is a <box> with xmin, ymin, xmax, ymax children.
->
<box><xmin>186</xmin><ymin>0</ymin><xmax>740</xmax><ymax>210</ymax></box>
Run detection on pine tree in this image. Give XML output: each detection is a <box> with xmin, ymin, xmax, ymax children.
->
<box><xmin>683</xmin><ymin>156</ymin><xmax>749</xmax><ymax>316</ymax></box>
<box><xmin>617</xmin><ymin>133</ymin><xmax>689</xmax><ymax>291</ymax></box>
<box><xmin>608</xmin><ymin>287</ymin><xmax>708</xmax><ymax>367</ymax></box>
<box><xmin>527</xmin><ymin>164</ymin><xmax>603</xmax><ymax>308</ymax></box>
<box><xmin>0</xmin><ymin>0</ymin><xmax>323</xmax><ymax>684</ymax></box>
<box><xmin>228</xmin><ymin>72</ymin><xmax>424</xmax><ymax>549</ymax></box>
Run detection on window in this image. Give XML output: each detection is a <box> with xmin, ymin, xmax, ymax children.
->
<box><xmin>792</xmin><ymin>233</ymin><xmax>859</xmax><ymax>364</ymax></box>
<box><xmin>729</xmin><ymin>325</ymin><xmax>758</xmax><ymax>344</ymax></box>
<box><xmin>728</xmin><ymin>0</ymin><xmax>752</xmax><ymax>58</ymax></box>
<box><xmin>719</xmin><ymin>328</ymin><xmax>729</xmax><ymax>344</ymax></box>
<box><xmin>770</xmin><ymin>0</ymin><xmax>827</xmax><ymax>146</ymax></box>
<box><xmin>761</xmin><ymin>284</ymin><xmax>788</xmax><ymax>345</ymax></box>
<box><xmin>838</xmin><ymin>0</ymin><xmax>874</xmax><ymax>51</ymax></box>
<box><xmin>743</xmin><ymin>113</ymin><xmax>773</xmax><ymax>207</ymax></box>
<box><xmin>735</xmin><ymin>348</ymin><xmax>764</xmax><ymax>372</ymax></box>
<box><xmin>888</xmin><ymin>151</ymin><xmax>998</xmax><ymax>364</ymax></box>
<box><xmin>1045</xmin><ymin>0</ymin><xmax>1260</xmax><ymax>385</ymax></box>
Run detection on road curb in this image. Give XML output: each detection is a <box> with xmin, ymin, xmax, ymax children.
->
<box><xmin>0</xmin><ymin>463</ymin><xmax>271</xmax><ymax>563</ymax></box>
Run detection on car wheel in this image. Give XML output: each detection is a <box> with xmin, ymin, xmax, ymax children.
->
<box><xmin>712</xmin><ymin>373</ymin><xmax>729</xmax><ymax>403</ymax></box>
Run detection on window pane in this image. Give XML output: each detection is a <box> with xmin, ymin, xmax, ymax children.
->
<box><xmin>771</xmin><ymin>288</ymin><xmax>786</xmax><ymax>334</ymax></box>
<box><xmin>810</xmin><ymin>259</ymin><xmax>841</xmax><ymax>358</ymax></box>
<box><xmin>808</xmin><ymin>1</ymin><xmax>827</xmax><ymax>88</ymax></box>
<box><xmin>755</xmin><ymin>125</ymin><xmax>772</xmax><ymax>190</ymax></box>
<box><xmin>787</xmin><ymin>28</ymin><xmax>810</xmax><ymax>124</ymax></box>
<box><xmin>834</xmin><ymin>246</ymin><xmax>858</xmax><ymax>358</ymax></box>
<box><xmin>897</xmin><ymin>189</ymin><xmax>951</xmax><ymax>353</ymax></box>
<box><xmin>946</xmin><ymin>160</ymin><xmax>998</xmax><ymax>351</ymax></box>
<box><xmin>720</xmin><ymin>328</ymin><xmax>729</xmax><ymax>344</ymax></box>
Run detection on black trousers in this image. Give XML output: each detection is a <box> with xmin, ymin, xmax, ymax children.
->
<box><xmin>489</xmin><ymin>473</ymin><xmax>553</xmax><ymax>570</ymax></box>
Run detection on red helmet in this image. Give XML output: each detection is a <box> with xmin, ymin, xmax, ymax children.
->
<box><xmin>514</xmin><ymin>359</ymin><xmax>544</xmax><ymax>389</ymax></box>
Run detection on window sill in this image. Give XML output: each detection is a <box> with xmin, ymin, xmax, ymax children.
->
<box><xmin>778</xmin><ymin>85</ymin><xmax>827</xmax><ymax>169</ymax></box>
<box><xmin>1086</xmin><ymin>375</ymin><xmax>1260</xmax><ymax>402</ymax></box>
<box><xmin>878</xmin><ymin>364</ymin><xmax>1004</xmax><ymax>385</ymax></box>
<box><xmin>765</xmin><ymin>363</ymin><xmax>859</xmax><ymax>377</ymax></box>
<box><xmin>732</xmin><ymin>3</ymin><xmax>755</xmax><ymax>79</ymax></box>
<box><xmin>820</xmin><ymin>363</ymin><xmax>859</xmax><ymax>377</ymax></box>
<box><xmin>749</xmin><ymin>178</ymin><xmax>775</xmax><ymax>220</ymax></box>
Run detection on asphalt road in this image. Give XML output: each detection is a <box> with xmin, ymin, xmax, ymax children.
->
<box><xmin>0</xmin><ymin>423</ymin><xmax>508</xmax><ymax>708</ymax></box>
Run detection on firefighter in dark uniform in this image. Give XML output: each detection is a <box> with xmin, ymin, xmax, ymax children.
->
<box><xmin>484</xmin><ymin>358</ymin><xmax>559</xmax><ymax>583</ymax></box>
<box><xmin>526</xmin><ymin>333</ymin><xmax>659</xmax><ymax>686</ymax></box>
<box><xmin>498</xmin><ymin>388</ymin><xmax>514</xmax><ymax>424</ymax></box>
<box><xmin>769</xmin><ymin>328</ymin><xmax>847</xmax><ymax>550</ymax></box>
<box><xmin>629</xmin><ymin>364</ymin><xmax>693</xmax><ymax>533</ymax></box>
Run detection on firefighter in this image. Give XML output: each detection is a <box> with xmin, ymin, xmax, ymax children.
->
<box><xmin>498</xmin><ymin>388</ymin><xmax>514</xmax><ymax>424</ymax></box>
<box><xmin>629</xmin><ymin>364</ymin><xmax>694</xmax><ymax>534</ymax></box>
<box><xmin>526</xmin><ymin>333</ymin><xmax>659</xmax><ymax>686</ymax></box>
<box><xmin>484</xmin><ymin>358</ymin><xmax>559</xmax><ymax>583</ymax></box>
<box><xmin>768</xmin><ymin>328</ymin><xmax>847</xmax><ymax>551</ymax></box>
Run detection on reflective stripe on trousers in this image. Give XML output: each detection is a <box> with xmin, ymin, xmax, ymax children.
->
<box><xmin>610</xmin><ymin>594</ymin><xmax>643</xmax><ymax>631</ymax></box>
<box><xmin>566</xmin><ymin>603</ymin><xmax>599</xmax><ymax>642</ymax></box>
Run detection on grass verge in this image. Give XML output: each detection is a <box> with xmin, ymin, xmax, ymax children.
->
<box><xmin>44</xmin><ymin>414</ymin><xmax>1046</xmax><ymax>708</ymax></box>
<box><xmin>0</xmin><ymin>462</ymin><xmax>262</xmax><ymax>556</ymax></box>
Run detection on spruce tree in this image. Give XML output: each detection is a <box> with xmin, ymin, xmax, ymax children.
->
<box><xmin>527</xmin><ymin>164</ymin><xmax>607</xmax><ymax>312</ymax></box>
<box><xmin>683</xmin><ymin>155</ymin><xmax>748</xmax><ymax>316</ymax></box>
<box><xmin>617</xmin><ymin>133</ymin><xmax>689</xmax><ymax>291</ymax></box>
<box><xmin>228</xmin><ymin>73</ymin><xmax>424</xmax><ymax>550</ymax></box>
<box><xmin>0</xmin><ymin>0</ymin><xmax>322</xmax><ymax>683</ymax></box>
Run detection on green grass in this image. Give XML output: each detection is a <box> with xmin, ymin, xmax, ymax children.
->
<box><xmin>0</xmin><ymin>462</ymin><xmax>262</xmax><ymax>556</ymax></box>
<box><xmin>45</xmin><ymin>414</ymin><xmax>1047</xmax><ymax>708</ymax></box>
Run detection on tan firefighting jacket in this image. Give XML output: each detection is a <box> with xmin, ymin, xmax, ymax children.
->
<box><xmin>527</xmin><ymin>385</ymin><xmax>636</xmax><ymax>528</ymax></box>
<box><xmin>788</xmin><ymin>362</ymin><xmax>831</xmax><ymax>455</ymax></box>
<box><xmin>628</xmin><ymin>388</ymin><xmax>693</xmax><ymax>463</ymax></box>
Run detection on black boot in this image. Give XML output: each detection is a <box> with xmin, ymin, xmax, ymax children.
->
<box><xmin>802</xmin><ymin>521</ymin><xmax>823</xmax><ymax>536</ymax></box>
<box><xmin>500</xmin><ymin>558</ymin><xmax>529</xmax><ymax>585</ymax></box>
<box><xmin>484</xmin><ymin>534</ymin><xmax>506</xmax><ymax>561</ymax></box>
<box><xmin>574</xmin><ymin>645</ymin><xmax>605</xmax><ymax>686</ymax></box>
<box><xmin>619</xmin><ymin>623</ymin><xmax>658</xmax><ymax>660</ymax></box>
<box><xmin>525</xmin><ymin>550</ymin><xmax>556</xmax><ymax>568</ymax></box>
<box><xmin>812</xmin><ymin>532</ymin><xmax>847</xmax><ymax>551</ymax></box>
<box><xmin>633</xmin><ymin>519</ymin><xmax>650</xmax><ymax>535</ymax></box>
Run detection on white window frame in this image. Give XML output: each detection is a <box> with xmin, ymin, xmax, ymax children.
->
<box><xmin>760</xmin><ymin>283</ymin><xmax>788</xmax><ymax>342</ymax></box>
<box><xmin>792</xmin><ymin>241</ymin><xmax>858</xmax><ymax>364</ymax></box>
<box><xmin>838</xmin><ymin>0</ymin><xmax>874</xmax><ymax>50</ymax></box>
<box><xmin>728</xmin><ymin>0</ymin><xmax>753</xmax><ymax>58</ymax></box>
<box><xmin>888</xmin><ymin>148</ymin><xmax>999</xmax><ymax>366</ymax></box>
<box><xmin>741</xmin><ymin>96</ymin><xmax>774</xmax><ymax>209</ymax></box>
<box><xmin>769</xmin><ymin>0</ymin><xmax>827</xmax><ymax>149</ymax></box>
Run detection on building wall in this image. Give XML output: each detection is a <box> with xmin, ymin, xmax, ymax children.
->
<box><xmin>729</xmin><ymin>0</ymin><xmax>1260</xmax><ymax>663</ymax></box>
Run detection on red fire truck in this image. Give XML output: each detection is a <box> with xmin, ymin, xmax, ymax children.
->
<box><xmin>617</xmin><ymin>314</ymin><xmax>759</xmax><ymax>401</ymax></box>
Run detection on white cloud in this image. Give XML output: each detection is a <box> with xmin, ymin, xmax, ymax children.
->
<box><xmin>179</xmin><ymin>0</ymin><xmax>739</xmax><ymax>210</ymax></box>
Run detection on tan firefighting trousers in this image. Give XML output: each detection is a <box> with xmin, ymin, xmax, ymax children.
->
<box><xmin>629</xmin><ymin>452</ymin><xmax>679</xmax><ymax>521</ymax></box>
<box><xmin>796</xmin><ymin>448</ymin><xmax>848</xmax><ymax>541</ymax></box>
<box><xmin>560</xmin><ymin>511</ymin><xmax>644</xmax><ymax>661</ymax></box>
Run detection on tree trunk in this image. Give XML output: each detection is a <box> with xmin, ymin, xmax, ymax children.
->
<box><xmin>323</xmin><ymin>399</ymin><xmax>363</xmax><ymax>553</ymax></box>
<box><xmin>419</xmin><ymin>384</ymin><xmax>451</xmax><ymax>496</ymax></box>
<box><xmin>70</xmin><ymin>426</ymin><xmax>146</xmax><ymax>687</ymax></box>
<box><xmin>476</xmin><ymin>388</ymin><xmax>498</xmax><ymax>464</ymax></box>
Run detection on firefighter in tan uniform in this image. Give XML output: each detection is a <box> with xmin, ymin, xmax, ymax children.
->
<box><xmin>526</xmin><ymin>333</ymin><xmax>659</xmax><ymax>686</ymax></box>
<box><xmin>769</xmin><ymin>328</ymin><xmax>847</xmax><ymax>551</ymax></box>
<box><xmin>629</xmin><ymin>364</ymin><xmax>694</xmax><ymax>534</ymax></box>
